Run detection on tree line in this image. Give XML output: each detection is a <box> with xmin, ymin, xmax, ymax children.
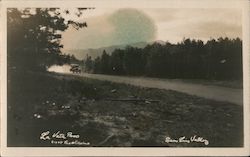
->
<box><xmin>84</xmin><ymin>38</ymin><xmax>242</xmax><ymax>80</ymax></box>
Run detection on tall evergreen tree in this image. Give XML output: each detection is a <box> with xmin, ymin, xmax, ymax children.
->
<box><xmin>7</xmin><ymin>8</ymin><xmax>88</xmax><ymax>71</ymax></box>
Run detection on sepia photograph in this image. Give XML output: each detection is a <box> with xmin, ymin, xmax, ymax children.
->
<box><xmin>1</xmin><ymin>0</ymin><xmax>249</xmax><ymax>156</ymax></box>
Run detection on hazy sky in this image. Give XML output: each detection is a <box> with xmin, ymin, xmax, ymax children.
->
<box><xmin>61</xmin><ymin>8</ymin><xmax>242</xmax><ymax>50</ymax></box>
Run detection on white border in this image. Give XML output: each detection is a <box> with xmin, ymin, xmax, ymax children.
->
<box><xmin>1</xmin><ymin>0</ymin><xmax>249</xmax><ymax>156</ymax></box>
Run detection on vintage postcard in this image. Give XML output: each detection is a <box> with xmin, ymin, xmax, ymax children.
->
<box><xmin>0</xmin><ymin>0</ymin><xmax>249</xmax><ymax>156</ymax></box>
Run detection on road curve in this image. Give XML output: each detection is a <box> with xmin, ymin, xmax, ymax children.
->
<box><xmin>79</xmin><ymin>73</ymin><xmax>243</xmax><ymax>105</ymax></box>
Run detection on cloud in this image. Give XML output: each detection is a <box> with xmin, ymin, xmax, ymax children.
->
<box><xmin>151</xmin><ymin>8</ymin><xmax>242</xmax><ymax>42</ymax></box>
<box><xmin>62</xmin><ymin>8</ymin><xmax>156</xmax><ymax>49</ymax></box>
<box><xmin>190</xmin><ymin>21</ymin><xmax>242</xmax><ymax>39</ymax></box>
<box><xmin>108</xmin><ymin>8</ymin><xmax>156</xmax><ymax>45</ymax></box>
<box><xmin>61</xmin><ymin>8</ymin><xmax>242</xmax><ymax>49</ymax></box>
<box><xmin>142</xmin><ymin>8</ymin><xmax>178</xmax><ymax>23</ymax></box>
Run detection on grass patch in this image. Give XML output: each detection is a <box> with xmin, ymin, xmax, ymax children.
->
<box><xmin>7</xmin><ymin>71</ymin><xmax>243</xmax><ymax>147</ymax></box>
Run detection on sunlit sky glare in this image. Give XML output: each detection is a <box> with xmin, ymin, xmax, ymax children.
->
<box><xmin>61</xmin><ymin>8</ymin><xmax>242</xmax><ymax>50</ymax></box>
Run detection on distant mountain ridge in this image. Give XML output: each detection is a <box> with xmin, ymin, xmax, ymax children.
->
<box><xmin>62</xmin><ymin>40</ymin><xmax>165</xmax><ymax>60</ymax></box>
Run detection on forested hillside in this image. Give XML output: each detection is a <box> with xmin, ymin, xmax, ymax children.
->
<box><xmin>84</xmin><ymin>38</ymin><xmax>242</xmax><ymax>80</ymax></box>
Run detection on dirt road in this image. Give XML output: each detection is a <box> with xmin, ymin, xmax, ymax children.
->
<box><xmin>79</xmin><ymin>73</ymin><xmax>243</xmax><ymax>105</ymax></box>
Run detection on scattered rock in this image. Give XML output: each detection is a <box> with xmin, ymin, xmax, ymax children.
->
<box><xmin>34</xmin><ymin>113</ymin><xmax>42</xmax><ymax>119</ymax></box>
<box><xmin>132</xmin><ymin>112</ymin><xmax>137</xmax><ymax>117</ymax></box>
<box><xmin>61</xmin><ymin>105</ymin><xmax>70</xmax><ymax>109</ymax></box>
<box><xmin>145</xmin><ymin>100</ymin><xmax>151</xmax><ymax>104</ymax></box>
